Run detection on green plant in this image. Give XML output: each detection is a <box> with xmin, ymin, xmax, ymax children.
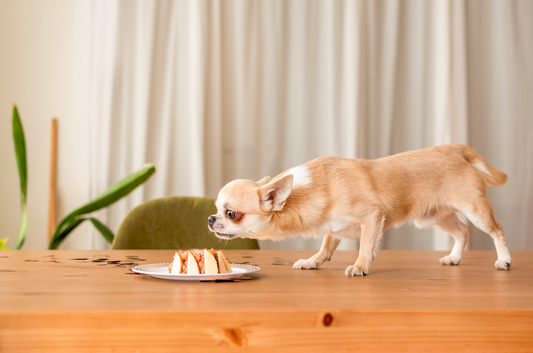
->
<box><xmin>49</xmin><ymin>164</ymin><xmax>156</xmax><ymax>249</ymax></box>
<box><xmin>12</xmin><ymin>105</ymin><xmax>28</xmax><ymax>250</ymax></box>
<box><xmin>10</xmin><ymin>105</ymin><xmax>156</xmax><ymax>250</ymax></box>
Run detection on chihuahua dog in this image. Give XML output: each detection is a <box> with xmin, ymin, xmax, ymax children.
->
<box><xmin>208</xmin><ymin>143</ymin><xmax>511</xmax><ymax>276</ymax></box>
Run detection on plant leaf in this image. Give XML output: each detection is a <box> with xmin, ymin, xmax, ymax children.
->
<box><xmin>87</xmin><ymin>217</ymin><xmax>114</xmax><ymax>244</ymax></box>
<box><xmin>79</xmin><ymin>165</ymin><xmax>156</xmax><ymax>216</ymax></box>
<box><xmin>49</xmin><ymin>218</ymin><xmax>85</xmax><ymax>250</ymax></box>
<box><xmin>12</xmin><ymin>105</ymin><xmax>28</xmax><ymax>250</ymax></box>
<box><xmin>48</xmin><ymin>217</ymin><xmax>115</xmax><ymax>250</ymax></box>
<box><xmin>0</xmin><ymin>238</ymin><xmax>10</xmax><ymax>250</ymax></box>
<box><xmin>49</xmin><ymin>165</ymin><xmax>155</xmax><ymax>249</ymax></box>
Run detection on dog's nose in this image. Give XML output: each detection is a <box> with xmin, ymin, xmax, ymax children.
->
<box><xmin>208</xmin><ymin>215</ymin><xmax>217</xmax><ymax>225</ymax></box>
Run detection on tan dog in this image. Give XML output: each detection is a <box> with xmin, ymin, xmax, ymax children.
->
<box><xmin>208</xmin><ymin>143</ymin><xmax>511</xmax><ymax>275</ymax></box>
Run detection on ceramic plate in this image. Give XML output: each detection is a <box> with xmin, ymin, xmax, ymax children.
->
<box><xmin>131</xmin><ymin>262</ymin><xmax>260</xmax><ymax>281</ymax></box>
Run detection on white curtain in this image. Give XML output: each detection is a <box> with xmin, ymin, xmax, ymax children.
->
<box><xmin>89</xmin><ymin>0</ymin><xmax>533</xmax><ymax>251</ymax></box>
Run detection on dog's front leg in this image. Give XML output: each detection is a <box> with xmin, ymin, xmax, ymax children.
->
<box><xmin>293</xmin><ymin>235</ymin><xmax>341</xmax><ymax>270</ymax></box>
<box><xmin>346</xmin><ymin>212</ymin><xmax>385</xmax><ymax>276</ymax></box>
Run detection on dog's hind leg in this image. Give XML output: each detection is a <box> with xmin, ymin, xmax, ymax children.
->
<box><xmin>436</xmin><ymin>213</ymin><xmax>470</xmax><ymax>266</ymax></box>
<box><xmin>459</xmin><ymin>195</ymin><xmax>512</xmax><ymax>270</ymax></box>
<box><xmin>293</xmin><ymin>235</ymin><xmax>341</xmax><ymax>270</ymax></box>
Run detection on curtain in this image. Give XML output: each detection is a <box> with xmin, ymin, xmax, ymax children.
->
<box><xmin>89</xmin><ymin>0</ymin><xmax>533</xmax><ymax>251</ymax></box>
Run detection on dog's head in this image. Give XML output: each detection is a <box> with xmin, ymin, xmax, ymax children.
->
<box><xmin>208</xmin><ymin>174</ymin><xmax>294</xmax><ymax>240</ymax></box>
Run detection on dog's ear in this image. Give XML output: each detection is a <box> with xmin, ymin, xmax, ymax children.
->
<box><xmin>258</xmin><ymin>174</ymin><xmax>293</xmax><ymax>212</ymax></box>
<box><xmin>256</xmin><ymin>176</ymin><xmax>271</xmax><ymax>186</ymax></box>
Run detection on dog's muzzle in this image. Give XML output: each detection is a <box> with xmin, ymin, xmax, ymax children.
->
<box><xmin>208</xmin><ymin>215</ymin><xmax>217</xmax><ymax>225</ymax></box>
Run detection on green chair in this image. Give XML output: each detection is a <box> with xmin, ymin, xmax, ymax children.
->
<box><xmin>112</xmin><ymin>196</ymin><xmax>259</xmax><ymax>250</ymax></box>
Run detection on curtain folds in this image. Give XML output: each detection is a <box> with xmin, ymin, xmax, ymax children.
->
<box><xmin>89</xmin><ymin>0</ymin><xmax>533</xmax><ymax>251</ymax></box>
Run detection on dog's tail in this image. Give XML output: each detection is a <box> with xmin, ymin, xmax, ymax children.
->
<box><xmin>444</xmin><ymin>143</ymin><xmax>507</xmax><ymax>187</ymax></box>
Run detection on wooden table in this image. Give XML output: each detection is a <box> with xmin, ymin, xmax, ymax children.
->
<box><xmin>1</xmin><ymin>250</ymin><xmax>532</xmax><ymax>352</ymax></box>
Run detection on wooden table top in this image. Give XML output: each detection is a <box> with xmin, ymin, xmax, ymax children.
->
<box><xmin>1</xmin><ymin>249</ymin><xmax>532</xmax><ymax>352</ymax></box>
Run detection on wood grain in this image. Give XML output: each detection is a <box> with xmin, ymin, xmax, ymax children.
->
<box><xmin>0</xmin><ymin>250</ymin><xmax>532</xmax><ymax>352</ymax></box>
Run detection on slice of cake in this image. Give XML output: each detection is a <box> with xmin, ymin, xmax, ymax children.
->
<box><xmin>204</xmin><ymin>249</ymin><xmax>219</xmax><ymax>274</ymax></box>
<box><xmin>186</xmin><ymin>251</ymin><xmax>200</xmax><ymax>274</ymax></box>
<box><xmin>169</xmin><ymin>252</ymin><xmax>184</xmax><ymax>274</ymax></box>
<box><xmin>217</xmin><ymin>250</ymin><xmax>233</xmax><ymax>273</ymax></box>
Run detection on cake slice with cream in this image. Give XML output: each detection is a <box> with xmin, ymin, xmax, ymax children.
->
<box><xmin>169</xmin><ymin>252</ymin><xmax>184</xmax><ymax>274</ymax></box>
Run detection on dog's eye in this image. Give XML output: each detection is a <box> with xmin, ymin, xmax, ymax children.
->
<box><xmin>226</xmin><ymin>210</ymin><xmax>236</xmax><ymax>220</ymax></box>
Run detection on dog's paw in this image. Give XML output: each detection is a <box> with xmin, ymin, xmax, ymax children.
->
<box><xmin>293</xmin><ymin>258</ymin><xmax>320</xmax><ymax>270</ymax></box>
<box><xmin>345</xmin><ymin>264</ymin><xmax>369</xmax><ymax>276</ymax></box>
<box><xmin>439</xmin><ymin>255</ymin><xmax>461</xmax><ymax>266</ymax></box>
<box><xmin>495</xmin><ymin>259</ymin><xmax>512</xmax><ymax>270</ymax></box>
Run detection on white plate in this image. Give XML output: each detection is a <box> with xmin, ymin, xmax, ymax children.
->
<box><xmin>131</xmin><ymin>262</ymin><xmax>260</xmax><ymax>281</ymax></box>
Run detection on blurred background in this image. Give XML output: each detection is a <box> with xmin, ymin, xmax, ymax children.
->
<box><xmin>1</xmin><ymin>0</ymin><xmax>532</xmax><ymax>251</ymax></box>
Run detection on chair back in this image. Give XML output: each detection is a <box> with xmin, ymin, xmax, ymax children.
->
<box><xmin>112</xmin><ymin>196</ymin><xmax>259</xmax><ymax>250</ymax></box>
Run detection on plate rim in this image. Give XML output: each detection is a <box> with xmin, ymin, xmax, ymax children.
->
<box><xmin>131</xmin><ymin>262</ymin><xmax>260</xmax><ymax>277</ymax></box>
